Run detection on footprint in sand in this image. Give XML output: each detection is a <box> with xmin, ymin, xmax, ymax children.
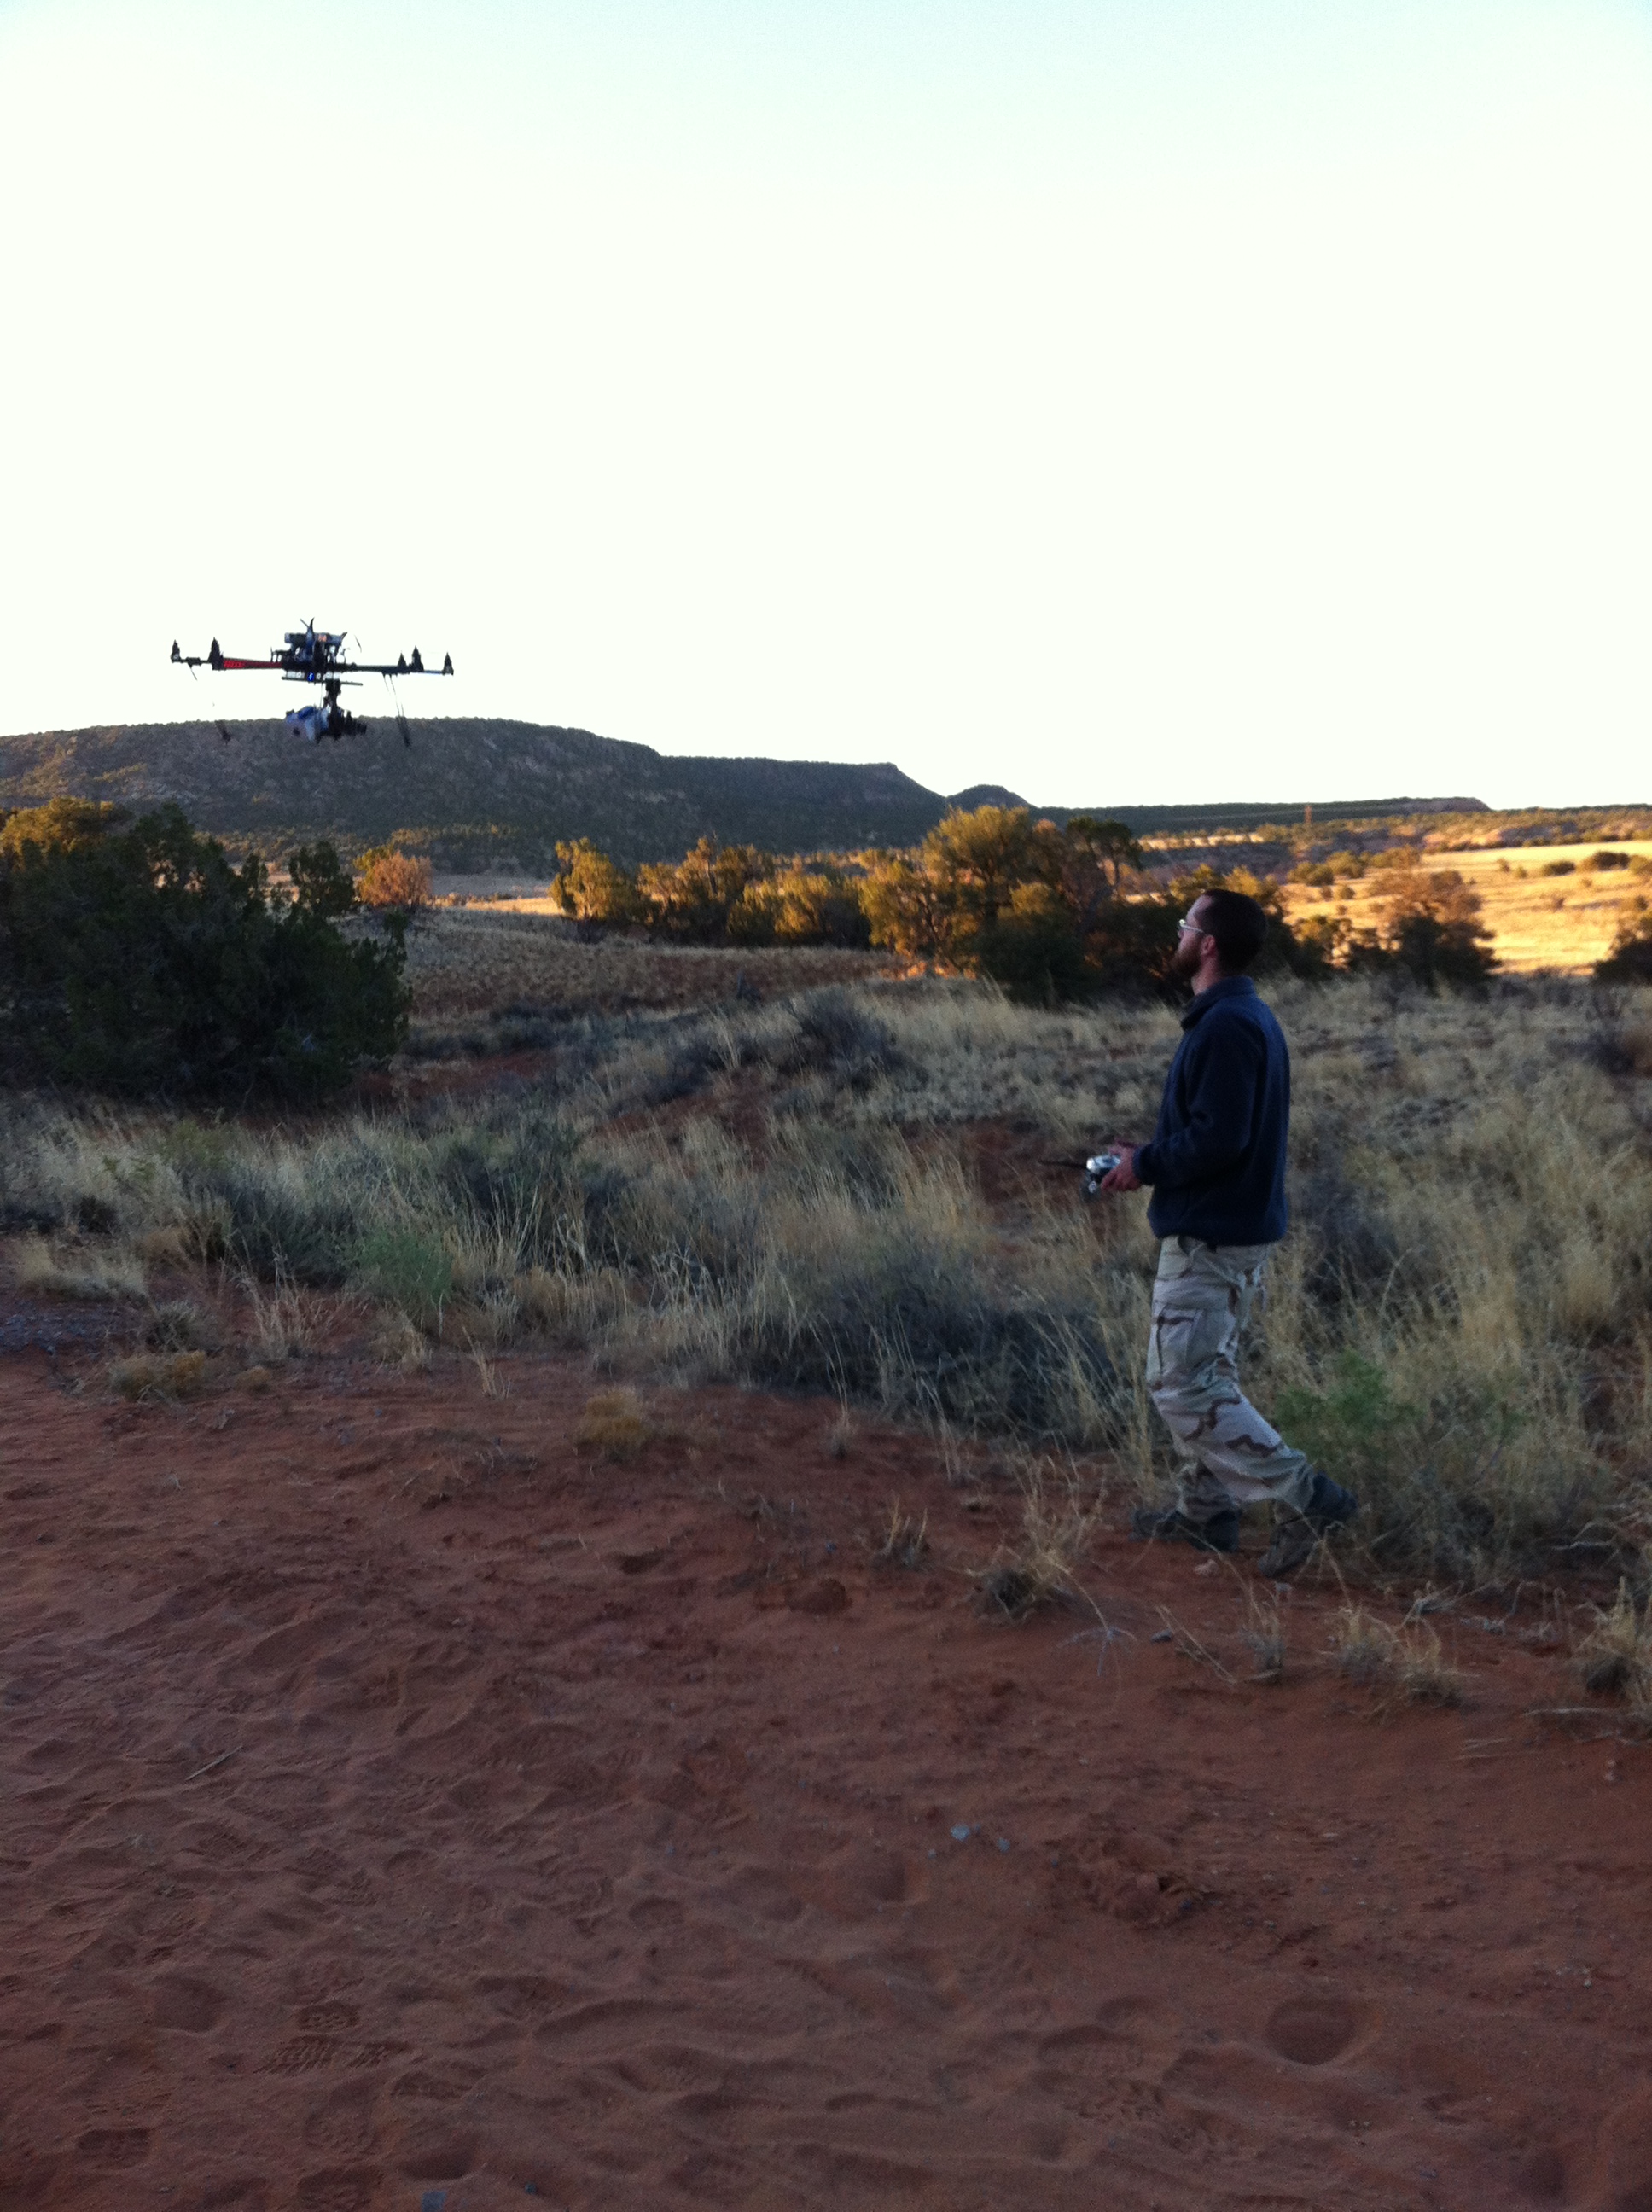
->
<box><xmin>608</xmin><ymin>2042</ymin><xmax>730</xmax><ymax>2097</ymax></box>
<box><xmin>1588</xmin><ymin>2083</ymin><xmax>1652</xmax><ymax>2211</ymax></box>
<box><xmin>296</xmin><ymin>2167</ymin><xmax>381</xmax><ymax>2211</ymax></box>
<box><xmin>1515</xmin><ymin>2143</ymin><xmax>1567</xmax><ymax>2203</ymax></box>
<box><xmin>304</xmin><ymin>2081</ymin><xmax>380</xmax><ymax>2155</ymax></box>
<box><xmin>393</xmin><ymin>2126</ymin><xmax>478</xmax><ymax>2181</ymax></box>
<box><xmin>1265</xmin><ymin>1995</ymin><xmax>1359</xmax><ymax>2067</ymax></box>
<box><xmin>264</xmin><ymin>2036</ymin><xmax>343</xmax><ymax>2075</ymax></box>
<box><xmin>76</xmin><ymin>2127</ymin><xmax>152</xmax><ymax>2169</ymax></box>
<box><xmin>391</xmin><ymin>2064</ymin><xmax>485</xmax><ymax>2105</ymax></box>
<box><xmin>149</xmin><ymin>1972</ymin><xmax>226</xmax><ymax>2032</ymax></box>
<box><xmin>807</xmin><ymin>1842</ymin><xmax>920</xmax><ymax>1918</ymax></box>
<box><xmin>1038</xmin><ymin>1995</ymin><xmax>1164</xmax><ymax>2052</ymax></box>
<box><xmin>628</xmin><ymin>1894</ymin><xmax>685</xmax><ymax>1933</ymax></box>
<box><xmin>714</xmin><ymin>1862</ymin><xmax>805</xmax><ymax>1925</ymax></box>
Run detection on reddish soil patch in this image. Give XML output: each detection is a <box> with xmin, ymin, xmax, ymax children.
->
<box><xmin>3</xmin><ymin>1342</ymin><xmax>1650</xmax><ymax>2210</ymax></box>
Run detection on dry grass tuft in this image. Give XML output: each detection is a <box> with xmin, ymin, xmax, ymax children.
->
<box><xmin>874</xmin><ymin>1498</ymin><xmax>928</xmax><ymax>1569</ymax></box>
<box><xmin>469</xmin><ymin>1346</ymin><xmax>509</xmax><ymax>1400</ymax></box>
<box><xmin>1577</xmin><ymin>1580</ymin><xmax>1652</xmax><ymax>1706</ymax></box>
<box><xmin>824</xmin><ymin>1406</ymin><xmax>856</xmax><ymax>1460</ymax></box>
<box><xmin>235</xmin><ymin>1364</ymin><xmax>274</xmax><ymax>1394</ymax></box>
<box><xmin>976</xmin><ymin>1463</ymin><xmax>1102</xmax><ymax>1619</ymax></box>
<box><xmin>370</xmin><ymin>1316</ymin><xmax>432</xmax><ymax>1374</ymax></box>
<box><xmin>241</xmin><ymin>1271</ymin><xmax>316</xmax><ymax>1365</ymax></box>
<box><xmin>975</xmin><ymin>1563</ymin><xmax>1041</xmax><ymax>1619</ymax></box>
<box><xmin>15</xmin><ymin>1237</ymin><xmax>146</xmax><ymax>1301</ymax></box>
<box><xmin>1389</xmin><ymin>1617</ymin><xmax>1464</xmax><ymax>1707</ymax></box>
<box><xmin>1328</xmin><ymin>1600</ymin><xmax>1463</xmax><ymax>1706</ymax></box>
<box><xmin>109</xmin><ymin>1348</ymin><xmax>206</xmax><ymax>1400</ymax></box>
<box><xmin>146</xmin><ymin>1298</ymin><xmax>218</xmax><ymax>1353</ymax></box>
<box><xmin>512</xmin><ymin>1267</ymin><xmax>629</xmax><ymax>1344</ymax></box>
<box><xmin>1329</xmin><ymin>1601</ymin><xmax>1393</xmax><ymax>1686</ymax></box>
<box><xmin>934</xmin><ymin>1417</ymin><xmax>974</xmax><ymax>1490</ymax></box>
<box><xmin>1240</xmin><ymin>1585</ymin><xmax>1288</xmax><ymax>1684</ymax></box>
<box><xmin>574</xmin><ymin>1387</ymin><xmax>654</xmax><ymax>1460</ymax></box>
<box><xmin>135</xmin><ymin>1224</ymin><xmax>196</xmax><ymax>1267</ymax></box>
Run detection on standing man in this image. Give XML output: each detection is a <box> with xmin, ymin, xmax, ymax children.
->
<box><xmin>1096</xmin><ymin>888</ymin><xmax>1358</xmax><ymax>1577</ymax></box>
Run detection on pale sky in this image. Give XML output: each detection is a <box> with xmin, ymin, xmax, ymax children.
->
<box><xmin>1</xmin><ymin>0</ymin><xmax>1648</xmax><ymax>808</ymax></box>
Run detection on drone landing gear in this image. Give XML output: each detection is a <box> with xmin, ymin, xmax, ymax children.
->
<box><xmin>322</xmin><ymin>678</ymin><xmax>364</xmax><ymax>741</ymax></box>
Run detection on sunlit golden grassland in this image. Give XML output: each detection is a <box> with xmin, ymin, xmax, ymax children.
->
<box><xmin>1283</xmin><ymin>841</ymin><xmax>1652</xmax><ymax>975</ymax></box>
<box><xmin>4</xmin><ymin>963</ymin><xmax>1652</xmax><ymax>1587</ymax></box>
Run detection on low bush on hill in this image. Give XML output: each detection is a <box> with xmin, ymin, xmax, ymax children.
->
<box><xmin>1597</xmin><ymin>905</ymin><xmax>1652</xmax><ymax>984</ymax></box>
<box><xmin>550</xmin><ymin>806</ymin><xmax>1342</xmax><ymax>1001</ymax></box>
<box><xmin>1343</xmin><ymin>857</ymin><xmax>1498</xmax><ymax>990</ymax></box>
<box><xmin>0</xmin><ymin>799</ymin><xmax>408</xmax><ymax>1098</ymax></box>
<box><xmin>357</xmin><ymin>846</ymin><xmax>433</xmax><ymax>912</ymax></box>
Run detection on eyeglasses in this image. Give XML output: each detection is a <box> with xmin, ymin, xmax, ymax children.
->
<box><xmin>1177</xmin><ymin>914</ymin><xmax>1207</xmax><ymax>935</ymax></box>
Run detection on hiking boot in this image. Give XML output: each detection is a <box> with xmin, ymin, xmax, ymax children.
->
<box><xmin>1129</xmin><ymin>1504</ymin><xmax>1241</xmax><ymax>1554</ymax></box>
<box><xmin>1256</xmin><ymin>1471</ymin><xmax>1358</xmax><ymax>1578</ymax></box>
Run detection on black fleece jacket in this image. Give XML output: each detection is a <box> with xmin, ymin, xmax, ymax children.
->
<box><xmin>1135</xmin><ymin>975</ymin><xmax>1290</xmax><ymax>1245</ymax></box>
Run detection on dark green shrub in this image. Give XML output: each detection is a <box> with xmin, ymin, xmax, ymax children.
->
<box><xmin>1166</xmin><ymin>865</ymin><xmax>1335</xmax><ymax>983</ymax></box>
<box><xmin>1343</xmin><ymin>860</ymin><xmax>1497</xmax><ymax>991</ymax></box>
<box><xmin>0</xmin><ymin>804</ymin><xmax>408</xmax><ymax>1098</ymax></box>
<box><xmin>355</xmin><ymin>1226</ymin><xmax>453</xmax><ymax>1324</ymax></box>
<box><xmin>1275</xmin><ymin>1352</ymin><xmax>1417</xmax><ymax>1488</ymax></box>
<box><xmin>637</xmin><ymin>837</ymin><xmax>777</xmax><ymax>940</ymax></box>
<box><xmin>1596</xmin><ymin>912</ymin><xmax>1652</xmax><ymax>984</ymax></box>
<box><xmin>974</xmin><ymin>885</ymin><xmax>1094</xmax><ymax>1004</ymax></box>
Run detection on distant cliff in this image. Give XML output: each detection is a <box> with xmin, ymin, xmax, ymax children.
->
<box><xmin>0</xmin><ymin>714</ymin><xmax>1486</xmax><ymax>869</ymax></box>
<box><xmin>0</xmin><ymin>719</ymin><xmax>966</xmax><ymax>870</ymax></box>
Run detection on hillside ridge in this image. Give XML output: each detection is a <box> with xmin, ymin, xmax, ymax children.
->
<box><xmin>0</xmin><ymin>715</ymin><xmax>1484</xmax><ymax>868</ymax></box>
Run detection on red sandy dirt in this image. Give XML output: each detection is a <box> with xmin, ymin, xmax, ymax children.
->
<box><xmin>3</xmin><ymin>1341</ymin><xmax>1651</xmax><ymax>2212</ymax></box>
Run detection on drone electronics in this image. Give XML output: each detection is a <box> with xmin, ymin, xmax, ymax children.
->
<box><xmin>170</xmin><ymin>621</ymin><xmax>453</xmax><ymax>746</ymax></box>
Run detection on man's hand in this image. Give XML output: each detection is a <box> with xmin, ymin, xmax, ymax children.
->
<box><xmin>1099</xmin><ymin>1144</ymin><xmax>1142</xmax><ymax>1194</ymax></box>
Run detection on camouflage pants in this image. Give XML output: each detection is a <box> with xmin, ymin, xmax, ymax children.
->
<box><xmin>1145</xmin><ymin>1237</ymin><xmax>1315</xmax><ymax>1522</ymax></box>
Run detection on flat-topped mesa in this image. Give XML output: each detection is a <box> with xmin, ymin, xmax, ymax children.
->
<box><xmin>0</xmin><ymin>713</ymin><xmax>1499</xmax><ymax>871</ymax></box>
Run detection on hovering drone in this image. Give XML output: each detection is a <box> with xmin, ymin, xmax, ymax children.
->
<box><xmin>170</xmin><ymin>620</ymin><xmax>453</xmax><ymax>745</ymax></box>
